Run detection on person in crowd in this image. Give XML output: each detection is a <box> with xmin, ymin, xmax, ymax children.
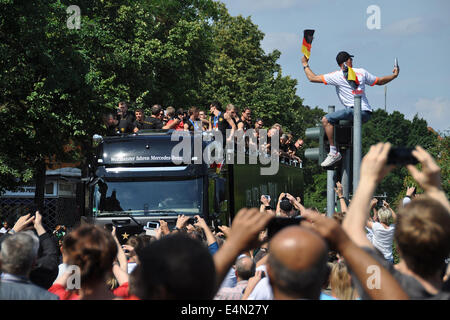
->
<box><xmin>367</xmin><ymin>203</ymin><xmax>396</xmax><ymax>263</ymax></box>
<box><xmin>402</xmin><ymin>186</ymin><xmax>416</xmax><ymax>207</ymax></box>
<box><xmin>184</xmin><ymin>107</ymin><xmax>202</xmax><ymax>132</ymax></box>
<box><xmin>146</xmin><ymin>104</ymin><xmax>178</xmax><ymax>130</ymax></box>
<box><xmin>214</xmin><ymin>255</ymin><xmax>255</xmax><ymax>300</ymax></box>
<box><xmin>116</xmin><ymin>101</ymin><xmax>137</xmax><ymax>134</ymax></box>
<box><xmin>210</xmin><ymin>102</ymin><xmax>235</xmax><ymax>144</ymax></box>
<box><xmin>330</xmin><ymin>261</ymin><xmax>359</xmax><ymax>300</ymax></box>
<box><xmin>0</xmin><ymin>211</ymin><xmax>59</xmax><ymax>290</ymax></box>
<box><xmin>242</xmin><ymin>207</ymin><xmax>408</xmax><ymax>300</ymax></box>
<box><xmin>276</xmin><ymin>193</ymin><xmax>305</xmax><ymax>217</ymax></box>
<box><xmin>0</xmin><ymin>220</ymin><xmax>10</xmax><ymax>234</ymax></box>
<box><xmin>342</xmin><ymin>143</ymin><xmax>450</xmax><ymax>299</ymax></box>
<box><xmin>130</xmin><ymin>232</ymin><xmax>216</xmax><ymax>299</ymax></box>
<box><xmin>104</xmin><ymin>113</ymin><xmax>119</xmax><ymax>136</ymax></box>
<box><xmin>239</xmin><ymin>107</ymin><xmax>252</xmax><ymax>132</ymax></box>
<box><xmin>48</xmin><ymin>224</ymin><xmax>131</xmax><ymax>300</ymax></box>
<box><xmin>288</xmin><ymin>138</ymin><xmax>303</xmax><ymax>163</ymax></box>
<box><xmin>198</xmin><ymin>109</ymin><xmax>210</xmax><ymax>131</ymax></box>
<box><xmin>254</xmin><ymin>118</ymin><xmax>264</xmax><ymax>130</ymax></box>
<box><xmin>279</xmin><ymin>134</ymin><xmax>291</xmax><ymax>161</ymax></box>
<box><xmin>133</xmin><ymin>108</ymin><xmax>154</xmax><ymax>131</ymax></box>
<box><xmin>0</xmin><ymin>232</ymin><xmax>58</xmax><ymax>299</ymax></box>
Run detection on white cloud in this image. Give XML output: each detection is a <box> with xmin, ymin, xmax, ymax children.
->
<box><xmin>383</xmin><ymin>17</ymin><xmax>427</xmax><ymax>36</ymax></box>
<box><xmin>414</xmin><ymin>97</ymin><xmax>450</xmax><ymax>132</ymax></box>
<box><xmin>261</xmin><ymin>32</ymin><xmax>299</xmax><ymax>54</ymax></box>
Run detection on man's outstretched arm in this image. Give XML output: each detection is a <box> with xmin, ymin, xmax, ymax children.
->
<box><xmin>301</xmin><ymin>56</ymin><xmax>325</xmax><ymax>83</ymax></box>
<box><xmin>375</xmin><ymin>67</ymin><xmax>399</xmax><ymax>85</ymax></box>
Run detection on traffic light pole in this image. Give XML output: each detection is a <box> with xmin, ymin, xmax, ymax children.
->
<box><xmin>327</xmin><ymin>105</ymin><xmax>336</xmax><ymax>217</ymax></box>
<box><xmin>353</xmin><ymin>95</ymin><xmax>362</xmax><ymax>194</ymax></box>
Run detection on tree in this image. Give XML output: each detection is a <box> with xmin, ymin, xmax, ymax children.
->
<box><xmin>199</xmin><ymin>14</ymin><xmax>298</xmax><ymax>125</ymax></box>
<box><xmin>0</xmin><ymin>0</ymin><xmax>224</xmax><ymax>210</ymax></box>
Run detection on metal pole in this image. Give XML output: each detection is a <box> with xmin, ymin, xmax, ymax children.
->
<box><xmin>341</xmin><ymin>147</ymin><xmax>351</xmax><ymax>200</ymax></box>
<box><xmin>327</xmin><ymin>105</ymin><xmax>336</xmax><ymax>217</ymax></box>
<box><xmin>353</xmin><ymin>95</ymin><xmax>362</xmax><ymax>194</ymax></box>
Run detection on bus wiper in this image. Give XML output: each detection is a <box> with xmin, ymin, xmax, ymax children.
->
<box><xmin>144</xmin><ymin>210</ymin><xmax>178</xmax><ymax>215</ymax></box>
<box><xmin>113</xmin><ymin>211</ymin><xmax>144</xmax><ymax>228</ymax></box>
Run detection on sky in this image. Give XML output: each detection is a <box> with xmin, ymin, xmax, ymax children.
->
<box><xmin>219</xmin><ymin>0</ymin><xmax>450</xmax><ymax>134</ymax></box>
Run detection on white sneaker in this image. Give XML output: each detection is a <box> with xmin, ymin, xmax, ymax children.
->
<box><xmin>321</xmin><ymin>152</ymin><xmax>342</xmax><ymax>167</ymax></box>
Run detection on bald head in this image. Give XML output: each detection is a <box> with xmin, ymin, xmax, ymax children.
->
<box><xmin>267</xmin><ymin>226</ymin><xmax>328</xmax><ymax>300</ymax></box>
<box><xmin>235</xmin><ymin>256</ymin><xmax>256</xmax><ymax>281</ymax></box>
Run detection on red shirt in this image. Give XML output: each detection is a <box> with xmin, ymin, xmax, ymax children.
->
<box><xmin>167</xmin><ymin>119</ymin><xmax>184</xmax><ymax>130</ymax></box>
<box><xmin>48</xmin><ymin>282</ymin><xmax>139</xmax><ymax>300</ymax></box>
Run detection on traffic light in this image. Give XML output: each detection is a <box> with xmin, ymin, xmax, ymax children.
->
<box><xmin>304</xmin><ymin>125</ymin><xmax>327</xmax><ymax>165</ymax></box>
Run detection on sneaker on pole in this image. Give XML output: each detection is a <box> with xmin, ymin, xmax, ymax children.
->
<box><xmin>321</xmin><ymin>152</ymin><xmax>342</xmax><ymax>167</ymax></box>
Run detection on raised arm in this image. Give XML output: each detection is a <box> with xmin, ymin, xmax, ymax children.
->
<box><xmin>301</xmin><ymin>56</ymin><xmax>325</xmax><ymax>83</ymax></box>
<box><xmin>194</xmin><ymin>215</ymin><xmax>217</xmax><ymax>247</ymax></box>
<box><xmin>335</xmin><ymin>182</ymin><xmax>348</xmax><ymax>213</ymax></box>
<box><xmin>407</xmin><ymin>146</ymin><xmax>450</xmax><ymax>212</ymax></box>
<box><xmin>213</xmin><ymin>208</ymin><xmax>273</xmax><ymax>290</ymax></box>
<box><xmin>303</xmin><ymin>210</ymin><xmax>409</xmax><ymax>300</ymax></box>
<box><xmin>375</xmin><ymin>67</ymin><xmax>399</xmax><ymax>86</ymax></box>
<box><xmin>342</xmin><ymin>143</ymin><xmax>394</xmax><ymax>248</ymax></box>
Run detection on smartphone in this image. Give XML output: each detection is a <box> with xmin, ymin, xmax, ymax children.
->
<box><xmin>146</xmin><ymin>221</ymin><xmax>160</xmax><ymax>229</ymax></box>
<box><xmin>267</xmin><ymin>216</ymin><xmax>305</xmax><ymax>239</ymax></box>
<box><xmin>145</xmin><ymin>221</ymin><xmax>160</xmax><ymax>237</ymax></box>
<box><xmin>262</xmin><ymin>195</ymin><xmax>271</xmax><ymax>202</ymax></box>
<box><xmin>387</xmin><ymin>147</ymin><xmax>418</xmax><ymax>165</ymax></box>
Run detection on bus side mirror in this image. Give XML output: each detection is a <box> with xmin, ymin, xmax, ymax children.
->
<box><xmin>214</xmin><ymin>177</ymin><xmax>226</xmax><ymax>212</ymax></box>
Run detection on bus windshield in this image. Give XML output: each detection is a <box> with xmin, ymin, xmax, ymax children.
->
<box><xmin>93</xmin><ymin>178</ymin><xmax>203</xmax><ymax>217</ymax></box>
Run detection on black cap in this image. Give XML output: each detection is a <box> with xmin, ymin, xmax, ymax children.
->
<box><xmin>336</xmin><ymin>51</ymin><xmax>354</xmax><ymax>66</ymax></box>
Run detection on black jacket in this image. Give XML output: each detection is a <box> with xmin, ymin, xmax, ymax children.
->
<box><xmin>29</xmin><ymin>232</ymin><xmax>60</xmax><ymax>289</ymax></box>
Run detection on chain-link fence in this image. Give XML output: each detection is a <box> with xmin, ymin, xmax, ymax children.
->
<box><xmin>0</xmin><ymin>197</ymin><xmax>82</xmax><ymax>232</ymax></box>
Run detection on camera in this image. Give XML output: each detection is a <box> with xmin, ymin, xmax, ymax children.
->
<box><xmin>145</xmin><ymin>221</ymin><xmax>160</xmax><ymax>229</ymax></box>
<box><xmin>387</xmin><ymin>147</ymin><xmax>418</xmax><ymax>165</ymax></box>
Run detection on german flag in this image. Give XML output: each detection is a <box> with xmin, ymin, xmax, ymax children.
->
<box><xmin>301</xmin><ymin>29</ymin><xmax>315</xmax><ymax>59</ymax></box>
<box><xmin>347</xmin><ymin>66</ymin><xmax>360</xmax><ymax>85</ymax></box>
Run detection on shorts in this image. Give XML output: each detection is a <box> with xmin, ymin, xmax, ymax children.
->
<box><xmin>325</xmin><ymin>108</ymin><xmax>372</xmax><ymax>125</ymax></box>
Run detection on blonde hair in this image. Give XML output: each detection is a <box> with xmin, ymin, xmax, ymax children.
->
<box><xmin>330</xmin><ymin>262</ymin><xmax>358</xmax><ymax>300</ymax></box>
<box><xmin>377</xmin><ymin>207</ymin><xmax>392</xmax><ymax>224</ymax></box>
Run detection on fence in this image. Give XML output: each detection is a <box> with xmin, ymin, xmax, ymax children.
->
<box><xmin>0</xmin><ymin>197</ymin><xmax>82</xmax><ymax>232</ymax></box>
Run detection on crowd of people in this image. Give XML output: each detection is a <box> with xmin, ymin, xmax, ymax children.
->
<box><xmin>104</xmin><ymin>101</ymin><xmax>304</xmax><ymax>164</ymax></box>
<box><xmin>0</xmin><ymin>143</ymin><xmax>448</xmax><ymax>300</ymax></box>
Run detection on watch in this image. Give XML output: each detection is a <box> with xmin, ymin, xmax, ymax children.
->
<box><xmin>303</xmin><ymin>65</ymin><xmax>309</xmax><ymax>70</ymax></box>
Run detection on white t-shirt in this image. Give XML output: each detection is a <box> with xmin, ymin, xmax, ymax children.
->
<box><xmin>371</xmin><ymin>222</ymin><xmax>395</xmax><ymax>261</ymax></box>
<box><xmin>322</xmin><ymin>68</ymin><xmax>378</xmax><ymax>112</ymax></box>
<box><xmin>248</xmin><ymin>265</ymin><xmax>273</xmax><ymax>300</ymax></box>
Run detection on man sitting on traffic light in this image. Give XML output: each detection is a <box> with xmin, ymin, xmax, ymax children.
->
<box><xmin>301</xmin><ymin>51</ymin><xmax>399</xmax><ymax>167</ymax></box>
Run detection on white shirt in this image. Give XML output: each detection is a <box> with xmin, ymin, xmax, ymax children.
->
<box><xmin>371</xmin><ymin>222</ymin><xmax>395</xmax><ymax>261</ymax></box>
<box><xmin>248</xmin><ymin>265</ymin><xmax>273</xmax><ymax>300</ymax></box>
<box><xmin>322</xmin><ymin>68</ymin><xmax>378</xmax><ymax>112</ymax></box>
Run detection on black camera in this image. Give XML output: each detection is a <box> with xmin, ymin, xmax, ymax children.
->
<box><xmin>387</xmin><ymin>147</ymin><xmax>418</xmax><ymax>165</ymax></box>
